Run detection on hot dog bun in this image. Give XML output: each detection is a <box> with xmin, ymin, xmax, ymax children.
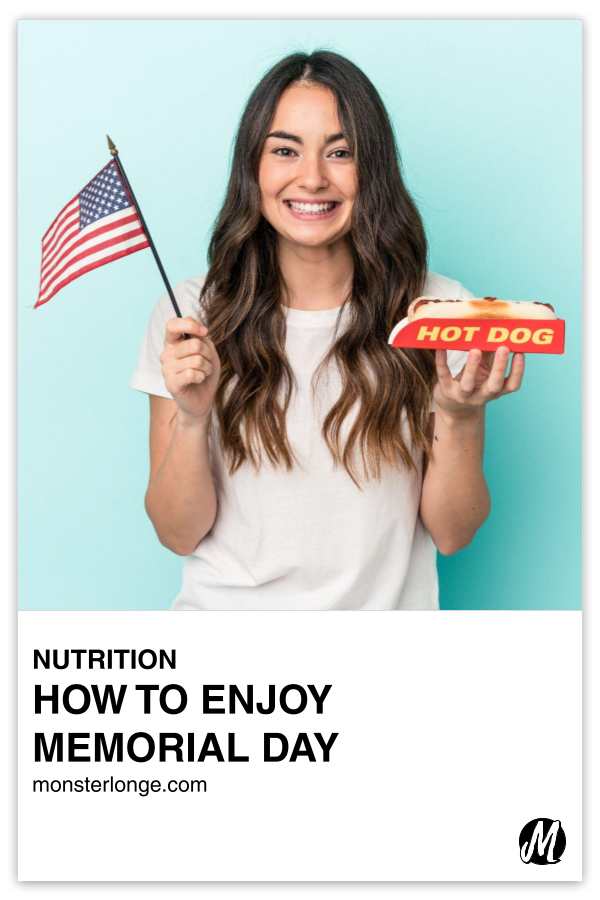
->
<box><xmin>407</xmin><ymin>296</ymin><xmax>556</xmax><ymax>322</ymax></box>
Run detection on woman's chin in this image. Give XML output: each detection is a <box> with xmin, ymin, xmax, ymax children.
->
<box><xmin>280</xmin><ymin>228</ymin><xmax>347</xmax><ymax>250</ymax></box>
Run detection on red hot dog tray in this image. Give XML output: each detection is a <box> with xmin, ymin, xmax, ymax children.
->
<box><xmin>388</xmin><ymin>317</ymin><xmax>565</xmax><ymax>354</ymax></box>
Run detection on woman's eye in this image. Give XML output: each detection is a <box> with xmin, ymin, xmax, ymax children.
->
<box><xmin>273</xmin><ymin>147</ymin><xmax>297</xmax><ymax>157</ymax></box>
<box><xmin>329</xmin><ymin>149</ymin><xmax>351</xmax><ymax>159</ymax></box>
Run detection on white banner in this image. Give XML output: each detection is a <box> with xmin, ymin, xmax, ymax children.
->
<box><xmin>18</xmin><ymin>611</ymin><xmax>581</xmax><ymax>881</ymax></box>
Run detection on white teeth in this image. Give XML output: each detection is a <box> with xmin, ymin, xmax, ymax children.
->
<box><xmin>288</xmin><ymin>201</ymin><xmax>335</xmax><ymax>213</ymax></box>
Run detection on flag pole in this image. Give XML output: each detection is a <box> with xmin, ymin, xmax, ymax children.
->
<box><xmin>107</xmin><ymin>135</ymin><xmax>184</xmax><ymax>322</ymax></box>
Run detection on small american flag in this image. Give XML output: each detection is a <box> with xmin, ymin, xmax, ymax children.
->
<box><xmin>35</xmin><ymin>160</ymin><xmax>150</xmax><ymax>308</ymax></box>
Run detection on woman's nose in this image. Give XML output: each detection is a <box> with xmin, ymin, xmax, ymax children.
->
<box><xmin>296</xmin><ymin>153</ymin><xmax>329</xmax><ymax>192</ymax></box>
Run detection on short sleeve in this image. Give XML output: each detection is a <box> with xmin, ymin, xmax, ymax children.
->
<box><xmin>130</xmin><ymin>275</ymin><xmax>207</xmax><ymax>399</ymax></box>
<box><xmin>430</xmin><ymin>281</ymin><xmax>476</xmax><ymax>413</ymax></box>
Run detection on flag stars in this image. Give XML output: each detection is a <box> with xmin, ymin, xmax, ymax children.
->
<box><xmin>77</xmin><ymin>163</ymin><xmax>132</xmax><ymax>230</ymax></box>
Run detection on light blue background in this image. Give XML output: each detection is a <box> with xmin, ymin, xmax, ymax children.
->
<box><xmin>18</xmin><ymin>20</ymin><xmax>581</xmax><ymax>610</ymax></box>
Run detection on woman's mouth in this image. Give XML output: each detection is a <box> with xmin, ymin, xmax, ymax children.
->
<box><xmin>284</xmin><ymin>200</ymin><xmax>340</xmax><ymax>220</ymax></box>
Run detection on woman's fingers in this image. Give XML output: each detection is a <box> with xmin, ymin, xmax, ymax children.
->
<box><xmin>485</xmin><ymin>347</ymin><xmax>511</xmax><ymax>394</ymax></box>
<box><xmin>164</xmin><ymin>317</ymin><xmax>207</xmax><ymax>345</ymax></box>
<box><xmin>456</xmin><ymin>348</ymin><xmax>483</xmax><ymax>395</ymax></box>
<box><xmin>435</xmin><ymin>350</ymin><xmax>454</xmax><ymax>391</ymax></box>
<box><xmin>169</xmin><ymin>369</ymin><xmax>209</xmax><ymax>391</ymax></box>
<box><xmin>500</xmin><ymin>352</ymin><xmax>526</xmax><ymax>394</ymax></box>
<box><xmin>169</xmin><ymin>355</ymin><xmax>213</xmax><ymax>378</ymax></box>
<box><xmin>435</xmin><ymin>343</ymin><xmax>525</xmax><ymax>412</ymax></box>
<box><xmin>169</xmin><ymin>337</ymin><xmax>214</xmax><ymax>361</ymax></box>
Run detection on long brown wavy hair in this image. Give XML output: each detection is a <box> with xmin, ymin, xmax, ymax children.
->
<box><xmin>199</xmin><ymin>50</ymin><xmax>436</xmax><ymax>485</ymax></box>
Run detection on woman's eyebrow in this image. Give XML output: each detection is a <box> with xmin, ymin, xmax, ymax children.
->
<box><xmin>265</xmin><ymin>130</ymin><xmax>344</xmax><ymax>146</ymax></box>
<box><xmin>265</xmin><ymin>130</ymin><xmax>302</xmax><ymax>144</ymax></box>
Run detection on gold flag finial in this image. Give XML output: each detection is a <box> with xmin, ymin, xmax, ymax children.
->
<box><xmin>107</xmin><ymin>135</ymin><xmax>118</xmax><ymax>157</ymax></box>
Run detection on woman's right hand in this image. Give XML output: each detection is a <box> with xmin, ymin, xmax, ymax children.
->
<box><xmin>160</xmin><ymin>317</ymin><xmax>221</xmax><ymax>423</ymax></box>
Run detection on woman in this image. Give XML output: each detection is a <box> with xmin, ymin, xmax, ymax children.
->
<box><xmin>131</xmin><ymin>50</ymin><xmax>524</xmax><ymax>610</ymax></box>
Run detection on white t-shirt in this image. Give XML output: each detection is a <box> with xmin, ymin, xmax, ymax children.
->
<box><xmin>131</xmin><ymin>270</ymin><xmax>473</xmax><ymax>610</ymax></box>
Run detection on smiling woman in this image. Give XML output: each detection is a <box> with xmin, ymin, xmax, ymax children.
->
<box><xmin>260</xmin><ymin>90</ymin><xmax>355</xmax><ymax>245</ymax></box>
<box><xmin>130</xmin><ymin>50</ymin><xmax>524</xmax><ymax>611</ymax></box>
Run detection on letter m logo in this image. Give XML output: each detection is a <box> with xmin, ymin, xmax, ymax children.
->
<box><xmin>520</xmin><ymin>819</ymin><xmax>564</xmax><ymax>865</ymax></box>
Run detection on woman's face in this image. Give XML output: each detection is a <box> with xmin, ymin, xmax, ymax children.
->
<box><xmin>258</xmin><ymin>83</ymin><xmax>357</xmax><ymax>249</ymax></box>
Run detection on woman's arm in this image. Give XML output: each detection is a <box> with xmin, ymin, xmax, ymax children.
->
<box><xmin>144</xmin><ymin>317</ymin><xmax>221</xmax><ymax>556</ymax></box>
<box><xmin>420</xmin><ymin>346</ymin><xmax>524</xmax><ymax>556</ymax></box>
<box><xmin>420</xmin><ymin>407</ymin><xmax>489</xmax><ymax>555</ymax></box>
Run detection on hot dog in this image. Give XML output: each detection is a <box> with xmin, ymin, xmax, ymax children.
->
<box><xmin>408</xmin><ymin>296</ymin><xmax>557</xmax><ymax>322</ymax></box>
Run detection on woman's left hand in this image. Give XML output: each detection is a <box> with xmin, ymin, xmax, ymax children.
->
<box><xmin>433</xmin><ymin>346</ymin><xmax>525</xmax><ymax>417</ymax></box>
